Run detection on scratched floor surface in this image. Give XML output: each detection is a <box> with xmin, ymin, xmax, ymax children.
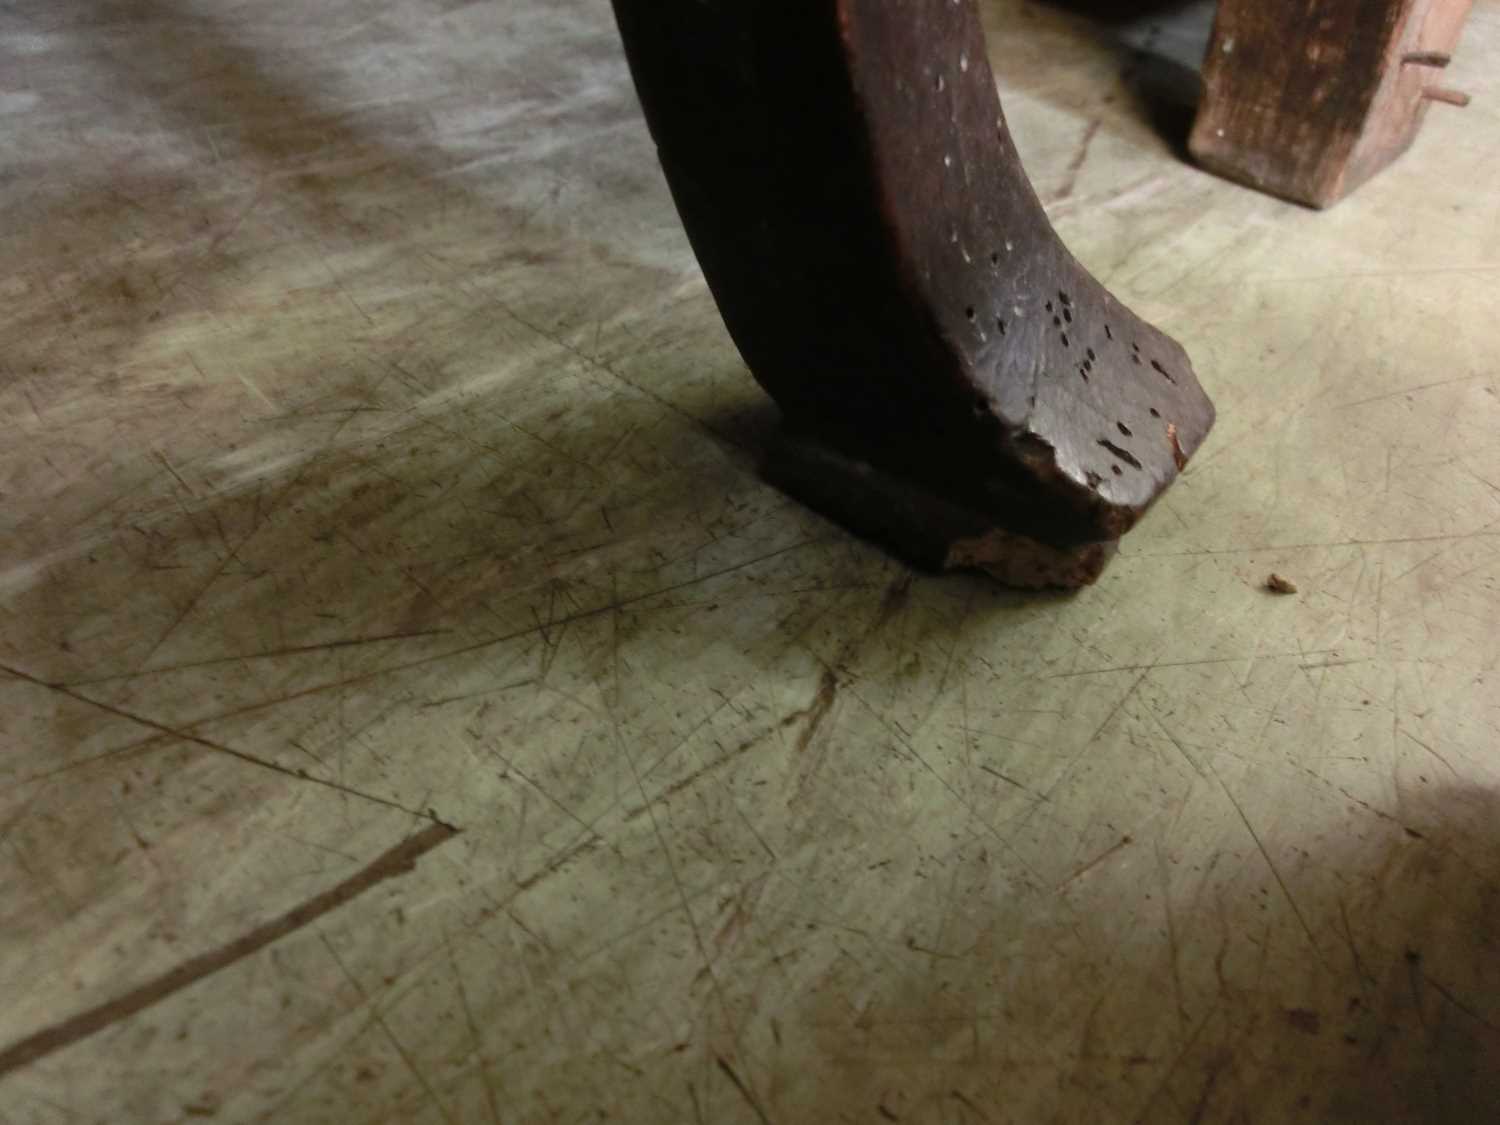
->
<box><xmin>3</xmin><ymin>1</ymin><xmax>1500</xmax><ymax>1122</ymax></box>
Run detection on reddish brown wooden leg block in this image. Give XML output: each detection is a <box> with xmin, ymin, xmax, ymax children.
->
<box><xmin>611</xmin><ymin>0</ymin><xmax>1215</xmax><ymax>588</ymax></box>
<box><xmin>1191</xmin><ymin>0</ymin><xmax>1475</xmax><ymax>208</ymax></box>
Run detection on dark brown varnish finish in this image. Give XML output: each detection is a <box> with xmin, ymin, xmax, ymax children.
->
<box><xmin>1192</xmin><ymin>0</ymin><xmax>1475</xmax><ymax>208</ymax></box>
<box><xmin>611</xmin><ymin>0</ymin><xmax>1215</xmax><ymax>587</ymax></box>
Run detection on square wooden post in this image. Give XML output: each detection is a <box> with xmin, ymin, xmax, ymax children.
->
<box><xmin>1190</xmin><ymin>0</ymin><xmax>1474</xmax><ymax>207</ymax></box>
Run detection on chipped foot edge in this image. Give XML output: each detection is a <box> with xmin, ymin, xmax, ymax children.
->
<box><xmin>766</xmin><ymin>432</ymin><xmax>1117</xmax><ymax>591</ymax></box>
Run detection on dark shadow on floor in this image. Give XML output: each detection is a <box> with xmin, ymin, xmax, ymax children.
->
<box><xmin>1040</xmin><ymin>0</ymin><xmax>1217</xmax><ymax>158</ymax></box>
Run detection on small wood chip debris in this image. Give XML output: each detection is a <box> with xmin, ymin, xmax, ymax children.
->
<box><xmin>1265</xmin><ymin>573</ymin><xmax>1298</xmax><ymax>595</ymax></box>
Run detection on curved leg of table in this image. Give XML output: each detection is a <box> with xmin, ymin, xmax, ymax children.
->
<box><xmin>611</xmin><ymin>0</ymin><xmax>1215</xmax><ymax>587</ymax></box>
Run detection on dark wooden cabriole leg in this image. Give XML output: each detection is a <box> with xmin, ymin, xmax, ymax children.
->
<box><xmin>1191</xmin><ymin>0</ymin><xmax>1475</xmax><ymax>208</ymax></box>
<box><xmin>610</xmin><ymin>0</ymin><xmax>1215</xmax><ymax>588</ymax></box>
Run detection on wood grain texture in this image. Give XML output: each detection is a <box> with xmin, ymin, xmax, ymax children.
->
<box><xmin>613</xmin><ymin>0</ymin><xmax>1215</xmax><ymax>579</ymax></box>
<box><xmin>2</xmin><ymin>0</ymin><xmax>1500</xmax><ymax>1121</ymax></box>
<box><xmin>1192</xmin><ymin>0</ymin><xmax>1476</xmax><ymax>207</ymax></box>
